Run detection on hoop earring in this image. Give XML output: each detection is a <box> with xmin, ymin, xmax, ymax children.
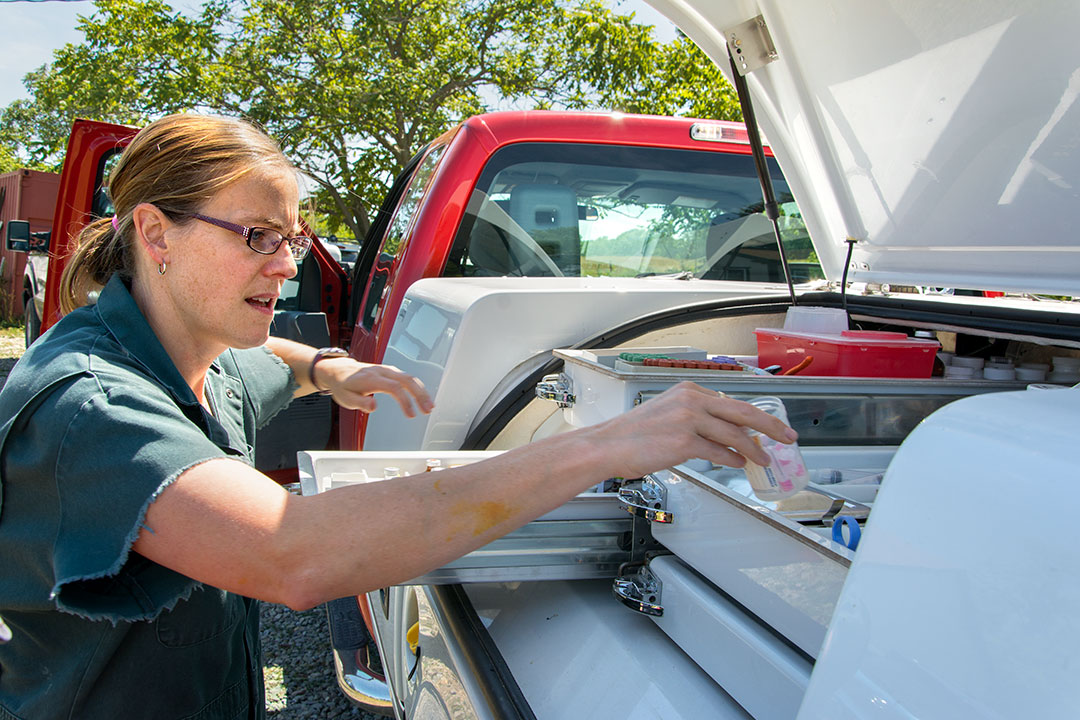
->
<box><xmin>158</xmin><ymin>262</ymin><xmax>167</xmax><ymax>276</ymax></box>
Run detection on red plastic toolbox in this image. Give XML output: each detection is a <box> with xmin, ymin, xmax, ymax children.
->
<box><xmin>754</xmin><ymin>329</ymin><xmax>940</xmax><ymax>378</ymax></box>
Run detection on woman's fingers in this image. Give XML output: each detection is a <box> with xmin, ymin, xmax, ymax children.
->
<box><xmin>659</xmin><ymin>387</ymin><xmax>774</xmax><ymax>467</ymax></box>
<box><xmin>698</xmin><ymin>391</ymin><xmax>797</xmax><ymax>466</ymax></box>
<box><xmin>592</xmin><ymin>382</ymin><xmax>799</xmax><ymax>479</ymax></box>
<box><xmin>679</xmin><ymin>383</ymin><xmax>797</xmax><ymax>443</ymax></box>
<box><xmin>333</xmin><ymin>364</ymin><xmax>434</xmax><ymax>416</ymax></box>
<box><xmin>364</xmin><ymin>367</ymin><xmax>432</xmax><ymax>417</ymax></box>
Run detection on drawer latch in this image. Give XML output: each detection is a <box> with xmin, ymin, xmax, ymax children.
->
<box><xmin>535</xmin><ymin>373</ymin><xmax>576</xmax><ymax>407</ymax></box>
<box><xmin>618</xmin><ymin>475</ymin><xmax>673</xmax><ymax>524</ymax></box>
<box><xmin>613</xmin><ymin>564</ymin><xmax>664</xmax><ymax>617</ymax></box>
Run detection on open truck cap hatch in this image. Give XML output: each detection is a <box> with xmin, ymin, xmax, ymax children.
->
<box><xmin>649</xmin><ymin>0</ymin><xmax>1080</xmax><ymax>296</ymax></box>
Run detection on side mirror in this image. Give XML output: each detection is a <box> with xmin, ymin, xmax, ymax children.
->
<box><xmin>6</xmin><ymin>220</ymin><xmax>30</xmax><ymax>253</ymax></box>
<box><xmin>578</xmin><ymin>205</ymin><xmax>599</xmax><ymax>221</ymax></box>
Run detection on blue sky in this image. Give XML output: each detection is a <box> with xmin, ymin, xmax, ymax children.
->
<box><xmin>0</xmin><ymin>0</ymin><xmax>677</xmax><ymax>109</ymax></box>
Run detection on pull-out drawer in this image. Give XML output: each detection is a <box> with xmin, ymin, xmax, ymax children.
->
<box><xmin>298</xmin><ymin>450</ymin><xmax>644</xmax><ymax>584</ymax></box>
<box><xmin>630</xmin><ymin>555</ymin><xmax>813</xmax><ymax>720</ymax></box>
<box><xmin>633</xmin><ymin>447</ymin><xmax>893</xmax><ymax>659</ymax></box>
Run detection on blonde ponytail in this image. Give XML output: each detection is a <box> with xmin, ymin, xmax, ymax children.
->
<box><xmin>59</xmin><ymin>216</ymin><xmax>132</xmax><ymax>315</ymax></box>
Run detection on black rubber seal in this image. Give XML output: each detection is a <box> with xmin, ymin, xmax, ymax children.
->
<box><xmin>429</xmin><ymin>584</ymin><xmax>538</xmax><ymax>720</ymax></box>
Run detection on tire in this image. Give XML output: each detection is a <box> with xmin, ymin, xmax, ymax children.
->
<box><xmin>24</xmin><ymin>297</ymin><xmax>40</xmax><ymax>349</ymax></box>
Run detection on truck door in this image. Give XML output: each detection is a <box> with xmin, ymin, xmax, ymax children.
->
<box><xmin>340</xmin><ymin>144</ymin><xmax>447</xmax><ymax>450</ymax></box>
<box><xmin>41</xmin><ymin>120</ymin><xmax>137</xmax><ymax>334</ymax></box>
<box><xmin>349</xmin><ymin>144</ymin><xmax>446</xmax><ymax>364</ymax></box>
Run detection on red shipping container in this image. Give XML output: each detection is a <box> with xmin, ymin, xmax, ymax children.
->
<box><xmin>0</xmin><ymin>169</ymin><xmax>60</xmax><ymax>319</ymax></box>
<box><xmin>754</xmin><ymin>329</ymin><xmax>940</xmax><ymax>378</ymax></box>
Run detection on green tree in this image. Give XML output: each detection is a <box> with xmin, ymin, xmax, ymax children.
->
<box><xmin>0</xmin><ymin>0</ymin><xmax>738</xmax><ymax>238</ymax></box>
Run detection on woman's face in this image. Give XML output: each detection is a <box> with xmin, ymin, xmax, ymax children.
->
<box><xmin>159</xmin><ymin>165</ymin><xmax>301</xmax><ymax>357</ymax></box>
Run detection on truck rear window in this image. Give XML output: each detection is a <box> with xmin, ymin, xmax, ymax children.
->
<box><xmin>443</xmin><ymin>142</ymin><xmax>821</xmax><ymax>283</ymax></box>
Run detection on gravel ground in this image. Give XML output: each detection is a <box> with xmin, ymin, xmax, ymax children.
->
<box><xmin>261</xmin><ymin>603</ymin><xmax>381</xmax><ymax>719</ymax></box>
<box><xmin>0</xmin><ymin>333</ymin><xmax>383</xmax><ymax>720</ymax></box>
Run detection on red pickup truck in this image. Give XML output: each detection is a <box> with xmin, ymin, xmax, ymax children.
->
<box><xmin>9</xmin><ymin>110</ymin><xmax>808</xmax><ymax>484</ymax></box>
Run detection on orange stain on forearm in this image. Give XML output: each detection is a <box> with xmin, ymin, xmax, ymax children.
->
<box><xmin>444</xmin><ymin>500</ymin><xmax>516</xmax><ymax>542</ymax></box>
<box><xmin>470</xmin><ymin>501</ymin><xmax>514</xmax><ymax>535</ymax></box>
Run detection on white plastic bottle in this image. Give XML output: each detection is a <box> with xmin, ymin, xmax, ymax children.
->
<box><xmin>742</xmin><ymin>396</ymin><xmax>809</xmax><ymax>501</ymax></box>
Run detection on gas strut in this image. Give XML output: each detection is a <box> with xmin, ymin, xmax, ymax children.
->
<box><xmin>727</xmin><ymin>46</ymin><xmax>798</xmax><ymax>306</ymax></box>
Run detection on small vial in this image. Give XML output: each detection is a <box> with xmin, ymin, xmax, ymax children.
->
<box><xmin>425</xmin><ymin>459</ymin><xmax>443</xmax><ymax>472</ymax></box>
<box><xmin>742</xmin><ymin>396</ymin><xmax>809</xmax><ymax>501</ymax></box>
<box><xmin>383</xmin><ymin>466</ymin><xmax>402</xmax><ymax>480</ymax></box>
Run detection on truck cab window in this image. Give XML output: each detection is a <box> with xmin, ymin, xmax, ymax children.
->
<box><xmin>444</xmin><ymin>143</ymin><xmax>821</xmax><ymax>283</ymax></box>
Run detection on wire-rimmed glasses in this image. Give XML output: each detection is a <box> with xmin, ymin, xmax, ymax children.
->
<box><xmin>191</xmin><ymin>213</ymin><xmax>312</xmax><ymax>260</ymax></box>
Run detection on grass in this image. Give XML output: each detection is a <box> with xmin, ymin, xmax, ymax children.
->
<box><xmin>0</xmin><ymin>323</ymin><xmax>25</xmax><ymax>361</ymax></box>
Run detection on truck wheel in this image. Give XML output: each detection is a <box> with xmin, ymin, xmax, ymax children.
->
<box><xmin>24</xmin><ymin>298</ymin><xmax>40</xmax><ymax>349</ymax></box>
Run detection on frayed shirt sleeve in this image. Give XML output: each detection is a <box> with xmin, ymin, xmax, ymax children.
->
<box><xmin>5</xmin><ymin>378</ymin><xmax>231</xmax><ymax>623</ymax></box>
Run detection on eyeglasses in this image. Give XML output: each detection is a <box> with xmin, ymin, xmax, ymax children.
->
<box><xmin>191</xmin><ymin>213</ymin><xmax>312</xmax><ymax>260</ymax></box>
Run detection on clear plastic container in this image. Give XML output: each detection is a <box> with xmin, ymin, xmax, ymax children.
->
<box><xmin>742</xmin><ymin>396</ymin><xmax>810</xmax><ymax>501</ymax></box>
<box><xmin>783</xmin><ymin>306</ymin><xmax>848</xmax><ymax>334</ymax></box>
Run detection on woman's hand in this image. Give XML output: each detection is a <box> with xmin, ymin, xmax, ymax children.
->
<box><xmin>585</xmin><ymin>382</ymin><xmax>798</xmax><ymax>480</ymax></box>
<box><xmin>264</xmin><ymin>338</ymin><xmax>434</xmax><ymax>418</ymax></box>
<box><xmin>317</xmin><ymin>357</ymin><xmax>434</xmax><ymax>418</ymax></box>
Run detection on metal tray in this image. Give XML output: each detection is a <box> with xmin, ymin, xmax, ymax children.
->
<box><xmin>549</xmin><ymin>346</ymin><xmax>1025</xmax><ymax>445</ymax></box>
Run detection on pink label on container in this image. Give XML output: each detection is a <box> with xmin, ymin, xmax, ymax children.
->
<box><xmin>758</xmin><ymin>435</ymin><xmax>808</xmax><ymax>491</ymax></box>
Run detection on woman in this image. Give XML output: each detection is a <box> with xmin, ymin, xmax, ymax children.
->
<box><xmin>0</xmin><ymin>113</ymin><xmax>796</xmax><ymax>719</ymax></box>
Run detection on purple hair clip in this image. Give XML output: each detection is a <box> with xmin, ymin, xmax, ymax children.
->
<box><xmin>111</xmin><ymin>216</ymin><xmax>120</xmax><ymax>231</ymax></box>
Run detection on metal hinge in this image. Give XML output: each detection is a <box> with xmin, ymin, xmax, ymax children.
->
<box><xmin>612</xmin><ymin>564</ymin><xmax>664</xmax><ymax>617</ymax></box>
<box><xmin>725</xmin><ymin>15</ymin><xmax>778</xmax><ymax>76</ymax></box>
<box><xmin>618</xmin><ymin>474</ymin><xmax>673</xmax><ymax>524</ymax></box>
<box><xmin>535</xmin><ymin>373</ymin><xmax>575</xmax><ymax>407</ymax></box>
